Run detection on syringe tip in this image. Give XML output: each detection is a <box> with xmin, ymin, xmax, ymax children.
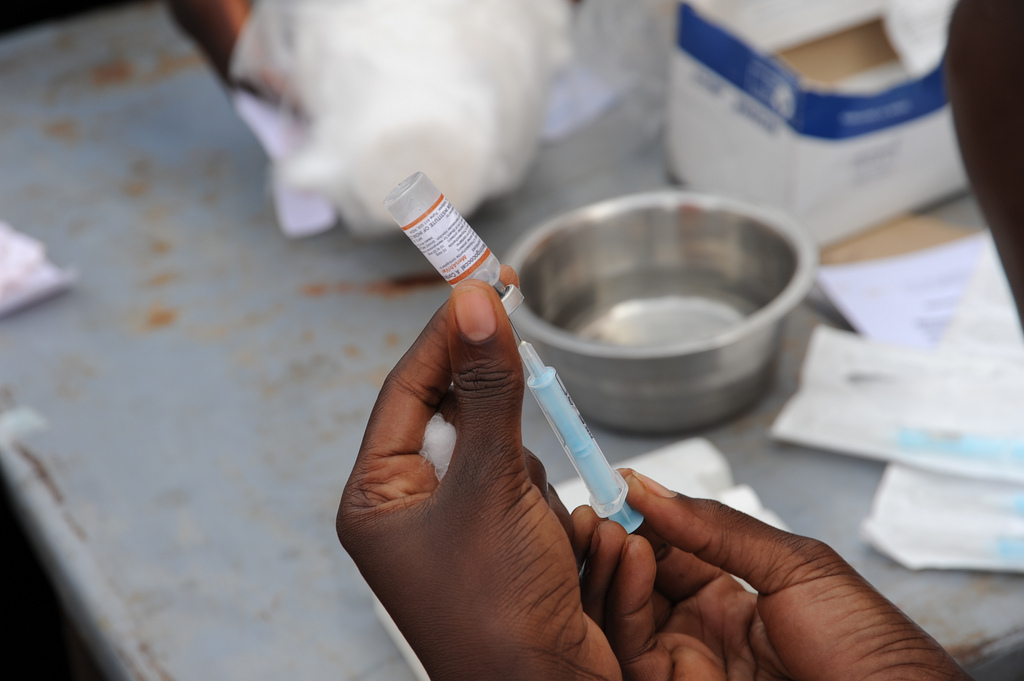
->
<box><xmin>518</xmin><ymin>340</ymin><xmax>546</xmax><ymax>379</ymax></box>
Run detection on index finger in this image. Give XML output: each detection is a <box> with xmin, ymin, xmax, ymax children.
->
<box><xmin>624</xmin><ymin>471</ymin><xmax>857</xmax><ymax>595</ymax></box>
<box><xmin>358</xmin><ymin>302</ymin><xmax>453</xmax><ymax>463</ymax></box>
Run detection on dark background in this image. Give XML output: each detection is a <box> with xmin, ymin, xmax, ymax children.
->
<box><xmin>2</xmin><ymin>6</ymin><xmax>133</xmax><ymax>680</ymax></box>
<box><xmin>0</xmin><ymin>1</ymin><xmax>132</xmax><ymax>33</ymax></box>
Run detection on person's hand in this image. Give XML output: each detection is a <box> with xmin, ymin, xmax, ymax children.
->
<box><xmin>336</xmin><ymin>271</ymin><xmax>622</xmax><ymax>681</ymax></box>
<box><xmin>573</xmin><ymin>471</ymin><xmax>972</xmax><ymax>681</ymax></box>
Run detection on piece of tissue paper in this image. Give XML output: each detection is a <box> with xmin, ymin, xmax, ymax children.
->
<box><xmin>0</xmin><ymin>222</ymin><xmax>75</xmax><ymax>319</ymax></box>
<box><xmin>232</xmin><ymin>91</ymin><xmax>338</xmax><ymax>239</ymax></box>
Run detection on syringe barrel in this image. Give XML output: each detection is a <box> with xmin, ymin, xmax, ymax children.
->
<box><xmin>526</xmin><ymin>363</ymin><xmax>628</xmax><ymax>512</ymax></box>
<box><xmin>383</xmin><ymin>172</ymin><xmax>502</xmax><ymax>290</ymax></box>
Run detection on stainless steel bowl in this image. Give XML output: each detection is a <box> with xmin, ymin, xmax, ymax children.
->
<box><xmin>505</xmin><ymin>190</ymin><xmax>817</xmax><ymax>433</ymax></box>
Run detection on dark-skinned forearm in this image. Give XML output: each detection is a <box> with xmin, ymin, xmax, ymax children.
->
<box><xmin>947</xmin><ymin>0</ymin><xmax>1024</xmax><ymax>323</ymax></box>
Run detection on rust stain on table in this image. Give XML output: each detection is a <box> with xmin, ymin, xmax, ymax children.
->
<box><xmin>92</xmin><ymin>59</ymin><xmax>135</xmax><ymax>87</ymax></box>
<box><xmin>42</xmin><ymin>118</ymin><xmax>80</xmax><ymax>143</ymax></box>
<box><xmin>140</xmin><ymin>303</ymin><xmax>179</xmax><ymax>331</ymax></box>
<box><xmin>300</xmin><ymin>272</ymin><xmax>444</xmax><ymax>299</ymax></box>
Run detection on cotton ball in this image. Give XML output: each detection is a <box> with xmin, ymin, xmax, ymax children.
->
<box><xmin>420</xmin><ymin>413</ymin><xmax>457</xmax><ymax>481</ymax></box>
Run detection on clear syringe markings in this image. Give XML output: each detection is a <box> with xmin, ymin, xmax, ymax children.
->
<box><xmin>384</xmin><ymin>171</ymin><xmax>644</xmax><ymax>533</ymax></box>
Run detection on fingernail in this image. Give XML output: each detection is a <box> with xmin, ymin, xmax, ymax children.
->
<box><xmin>453</xmin><ymin>285</ymin><xmax>497</xmax><ymax>342</ymax></box>
<box><xmin>626</xmin><ymin>470</ymin><xmax>677</xmax><ymax>499</ymax></box>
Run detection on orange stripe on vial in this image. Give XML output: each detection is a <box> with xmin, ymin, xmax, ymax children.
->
<box><xmin>401</xmin><ymin>194</ymin><xmax>446</xmax><ymax>231</ymax></box>
<box><xmin>447</xmin><ymin>248</ymin><xmax>492</xmax><ymax>285</ymax></box>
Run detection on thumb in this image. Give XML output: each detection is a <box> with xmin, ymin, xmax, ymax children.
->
<box><xmin>445</xmin><ymin>279</ymin><xmax>526</xmax><ymax>491</ymax></box>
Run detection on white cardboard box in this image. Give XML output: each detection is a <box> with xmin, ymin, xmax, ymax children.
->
<box><xmin>666</xmin><ymin>2</ymin><xmax>967</xmax><ymax>246</ymax></box>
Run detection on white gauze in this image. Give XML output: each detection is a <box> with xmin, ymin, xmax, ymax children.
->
<box><xmin>420</xmin><ymin>413</ymin><xmax>457</xmax><ymax>481</ymax></box>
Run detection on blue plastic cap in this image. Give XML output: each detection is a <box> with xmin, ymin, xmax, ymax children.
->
<box><xmin>608</xmin><ymin>502</ymin><xmax>644</xmax><ymax>534</ymax></box>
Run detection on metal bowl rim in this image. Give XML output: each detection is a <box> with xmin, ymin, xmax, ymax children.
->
<box><xmin>503</xmin><ymin>190</ymin><xmax>819</xmax><ymax>360</ymax></box>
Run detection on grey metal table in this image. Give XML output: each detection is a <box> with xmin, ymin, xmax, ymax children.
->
<box><xmin>1</xmin><ymin>4</ymin><xmax>1022</xmax><ymax>681</ymax></box>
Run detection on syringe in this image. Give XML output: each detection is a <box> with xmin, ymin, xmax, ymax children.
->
<box><xmin>519</xmin><ymin>341</ymin><xmax>644</xmax><ymax>532</ymax></box>
<box><xmin>384</xmin><ymin>171</ymin><xmax>643</xmax><ymax>532</ymax></box>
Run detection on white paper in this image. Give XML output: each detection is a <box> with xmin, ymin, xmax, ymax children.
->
<box><xmin>0</xmin><ymin>221</ymin><xmax>45</xmax><ymax>294</ymax></box>
<box><xmin>772</xmin><ymin>325</ymin><xmax>1024</xmax><ymax>483</ymax></box>
<box><xmin>883</xmin><ymin>0</ymin><xmax>957</xmax><ymax>77</ymax></box>
<box><xmin>0</xmin><ymin>222</ymin><xmax>76</xmax><ymax>319</ymax></box>
<box><xmin>862</xmin><ymin>464</ymin><xmax>1024</xmax><ymax>572</ymax></box>
<box><xmin>941</xmin><ymin>232</ymin><xmax>1024</xmax><ymax>363</ymax></box>
<box><xmin>816</xmin><ymin>234</ymin><xmax>986</xmax><ymax>349</ymax></box>
<box><xmin>232</xmin><ymin>91</ymin><xmax>306</xmax><ymax>159</ymax></box>
<box><xmin>232</xmin><ymin>91</ymin><xmax>337</xmax><ymax>239</ymax></box>
<box><xmin>269</xmin><ymin>177</ymin><xmax>338</xmax><ymax>239</ymax></box>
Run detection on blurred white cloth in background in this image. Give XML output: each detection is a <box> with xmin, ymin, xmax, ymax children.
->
<box><xmin>232</xmin><ymin>0</ymin><xmax>571</xmax><ymax>236</ymax></box>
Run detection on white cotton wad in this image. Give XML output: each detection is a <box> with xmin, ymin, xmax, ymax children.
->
<box><xmin>232</xmin><ymin>0</ymin><xmax>571</xmax><ymax>235</ymax></box>
<box><xmin>420</xmin><ymin>413</ymin><xmax>457</xmax><ymax>481</ymax></box>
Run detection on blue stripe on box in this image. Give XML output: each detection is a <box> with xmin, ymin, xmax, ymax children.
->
<box><xmin>677</xmin><ymin>3</ymin><xmax>948</xmax><ymax>140</ymax></box>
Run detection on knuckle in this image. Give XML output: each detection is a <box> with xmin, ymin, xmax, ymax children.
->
<box><xmin>453</xmin><ymin>357</ymin><xmax>522</xmax><ymax>400</ymax></box>
<box><xmin>335</xmin><ymin>502</ymin><xmax>362</xmax><ymax>553</ymax></box>
<box><xmin>336</xmin><ymin>493</ymin><xmax>391</xmax><ymax>558</ymax></box>
<box><xmin>335</xmin><ymin>470</ymin><xmax>389</xmax><ymax>547</ymax></box>
<box><xmin>335</xmin><ymin>489</ymin><xmax>369</xmax><ymax>546</ymax></box>
<box><xmin>689</xmin><ymin>498</ymin><xmax>853</xmax><ymax>586</ymax></box>
<box><xmin>775</xmin><ymin>533</ymin><xmax>854</xmax><ymax>586</ymax></box>
<box><xmin>617</xmin><ymin>634</ymin><xmax>660</xmax><ymax>668</ymax></box>
<box><xmin>383</xmin><ymin>365</ymin><xmax>447</xmax><ymax>410</ymax></box>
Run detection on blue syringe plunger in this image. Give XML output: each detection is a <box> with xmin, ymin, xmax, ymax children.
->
<box><xmin>518</xmin><ymin>341</ymin><xmax>643</xmax><ymax>533</ymax></box>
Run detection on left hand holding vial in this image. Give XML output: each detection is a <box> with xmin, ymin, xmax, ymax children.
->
<box><xmin>336</xmin><ymin>270</ymin><xmax>623</xmax><ymax>681</ymax></box>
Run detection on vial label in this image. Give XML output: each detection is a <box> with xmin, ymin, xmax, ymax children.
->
<box><xmin>401</xmin><ymin>195</ymin><xmax>490</xmax><ymax>285</ymax></box>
